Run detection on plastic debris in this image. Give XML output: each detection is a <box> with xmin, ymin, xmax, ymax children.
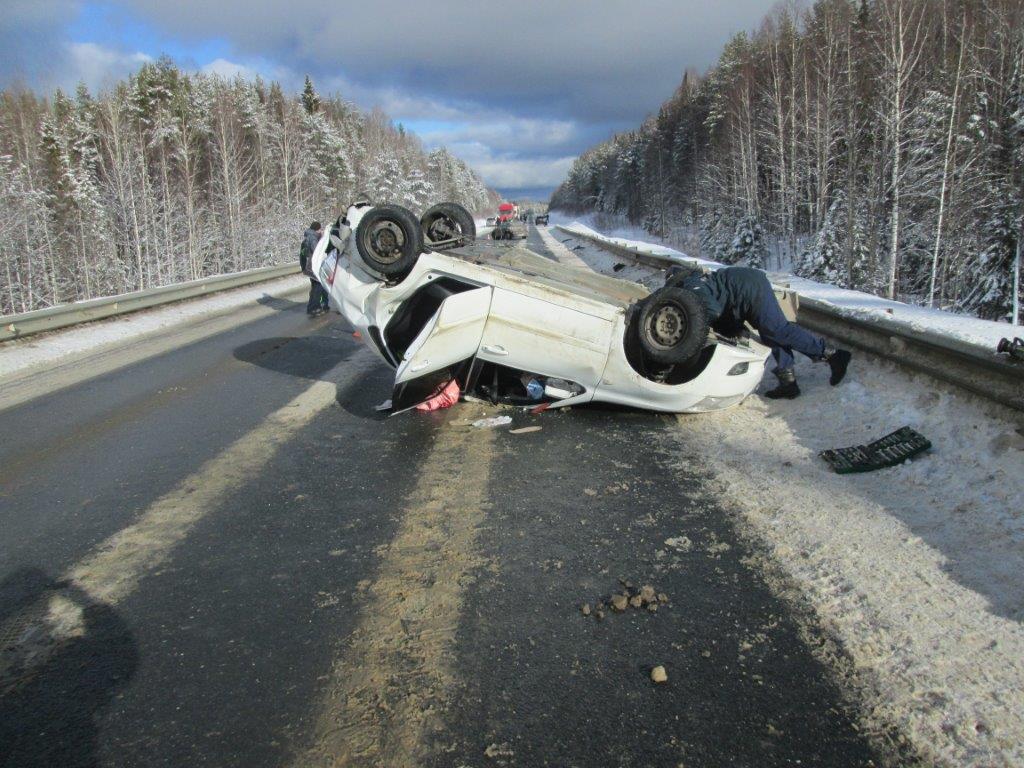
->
<box><xmin>519</xmin><ymin>373</ymin><xmax>544</xmax><ymax>400</ymax></box>
<box><xmin>509</xmin><ymin>426</ymin><xmax>542</xmax><ymax>435</ymax></box>
<box><xmin>471</xmin><ymin>415</ymin><xmax>513</xmax><ymax>428</ymax></box>
<box><xmin>820</xmin><ymin>426</ymin><xmax>931</xmax><ymax>474</ymax></box>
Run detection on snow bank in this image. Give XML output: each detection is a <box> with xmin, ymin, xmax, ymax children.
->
<box><xmin>0</xmin><ymin>275</ymin><xmax>305</xmax><ymax>379</ymax></box>
<box><xmin>551</xmin><ymin>218</ymin><xmax>1020</xmax><ymax>351</ymax></box>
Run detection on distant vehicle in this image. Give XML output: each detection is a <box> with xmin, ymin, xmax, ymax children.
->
<box><xmin>534</xmin><ymin>213</ymin><xmax>549</xmax><ymax>225</ymax></box>
<box><xmin>492</xmin><ymin>202</ymin><xmax>527</xmax><ymax>240</ymax></box>
<box><xmin>311</xmin><ymin>201</ymin><xmax>770</xmax><ymax>414</ymax></box>
<box><xmin>486</xmin><ymin>217</ymin><xmax>497</xmax><ymax>226</ymax></box>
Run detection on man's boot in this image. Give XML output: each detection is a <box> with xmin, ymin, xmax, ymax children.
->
<box><xmin>825</xmin><ymin>346</ymin><xmax>852</xmax><ymax>386</ymax></box>
<box><xmin>765</xmin><ymin>368</ymin><xmax>800</xmax><ymax>399</ymax></box>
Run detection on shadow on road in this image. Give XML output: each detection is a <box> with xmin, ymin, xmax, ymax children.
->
<box><xmin>255</xmin><ymin>293</ymin><xmax>304</xmax><ymax>312</ymax></box>
<box><xmin>0</xmin><ymin>568</ymin><xmax>137</xmax><ymax>768</ymax></box>
<box><xmin>233</xmin><ymin>333</ymin><xmax>358</xmax><ymax>382</ymax></box>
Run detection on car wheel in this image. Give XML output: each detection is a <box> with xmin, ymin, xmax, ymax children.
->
<box><xmin>491</xmin><ymin>229</ymin><xmax>502</xmax><ymax>240</ymax></box>
<box><xmin>635</xmin><ymin>287</ymin><xmax>708</xmax><ymax>365</ymax></box>
<box><xmin>421</xmin><ymin>203</ymin><xmax>476</xmax><ymax>248</ymax></box>
<box><xmin>354</xmin><ymin>205</ymin><xmax>424</xmax><ymax>277</ymax></box>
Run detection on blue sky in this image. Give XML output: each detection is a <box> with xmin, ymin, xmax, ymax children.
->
<box><xmin>1</xmin><ymin>0</ymin><xmax>777</xmax><ymax>200</ymax></box>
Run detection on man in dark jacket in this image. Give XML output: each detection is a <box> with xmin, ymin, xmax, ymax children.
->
<box><xmin>671</xmin><ymin>266</ymin><xmax>851</xmax><ymax>399</ymax></box>
<box><xmin>300</xmin><ymin>222</ymin><xmax>327</xmax><ymax>316</ymax></box>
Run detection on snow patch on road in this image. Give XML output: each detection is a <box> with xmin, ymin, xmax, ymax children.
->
<box><xmin>0</xmin><ymin>275</ymin><xmax>305</xmax><ymax>379</ymax></box>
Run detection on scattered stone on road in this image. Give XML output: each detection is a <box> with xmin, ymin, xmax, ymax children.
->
<box><xmin>610</xmin><ymin>594</ymin><xmax>629</xmax><ymax>612</ymax></box>
<box><xmin>581</xmin><ymin>603</ymin><xmax>591</xmax><ymax>616</ymax></box>
<box><xmin>651</xmin><ymin>665</ymin><xmax>668</xmax><ymax>683</ymax></box>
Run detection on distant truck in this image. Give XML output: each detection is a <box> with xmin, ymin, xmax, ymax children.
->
<box><xmin>534</xmin><ymin>213</ymin><xmax>549</xmax><ymax>225</ymax></box>
<box><xmin>491</xmin><ymin>202</ymin><xmax>527</xmax><ymax>240</ymax></box>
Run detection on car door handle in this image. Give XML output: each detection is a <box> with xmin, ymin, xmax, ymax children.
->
<box><xmin>481</xmin><ymin>345</ymin><xmax>508</xmax><ymax>356</ymax></box>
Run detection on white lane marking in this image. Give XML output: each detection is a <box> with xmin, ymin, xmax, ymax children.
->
<box><xmin>0</xmin><ymin>352</ymin><xmax>373</xmax><ymax>687</ymax></box>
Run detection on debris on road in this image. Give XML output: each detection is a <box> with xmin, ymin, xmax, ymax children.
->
<box><xmin>416</xmin><ymin>379</ymin><xmax>460</xmax><ymax>412</ymax></box>
<box><xmin>664</xmin><ymin>536</ymin><xmax>693</xmax><ymax>552</ymax></box>
<box><xmin>472</xmin><ymin>415</ymin><xmax>513</xmax><ymax>428</ymax></box>
<box><xmin>651</xmin><ymin>665</ymin><xmax>668</xmax><ymax>683</ymax></box>
<box><xmin>584</xmin><ymin>583</ymin><xmax>668</xmax><ymax>619</ymax></box>
<box><xmin>820</xmin><ymin>425</ymin><xmax>931</xmax><ymax>474</ymax></box>
<box><xmin>373</xmin><ymin>399</ymin><xmax>392</xmax><ymax>412</ymax></box>
<box><xmin>484</xmin><ymin>742</ymin><xmax>514</xmax><ymax>760</ymax></box>
<box><xmin>509</xmin><ymin>426</ymin><xmax>542</xmax><ymax>434</ymax></box>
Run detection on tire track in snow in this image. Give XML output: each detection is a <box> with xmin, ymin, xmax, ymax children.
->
<box><xmin>296</xmin><ymin>405</ymin><xmax>495</xmax><ymax>768</ymax></box>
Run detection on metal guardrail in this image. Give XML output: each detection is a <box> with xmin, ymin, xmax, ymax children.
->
<box><xmin>556</xmin><ymin>225</ymin><xmax>1024</xmax><ymax>414</ymax></box>
<box><xmin>1</xmin><ymin>264</ymin><xmax>301</xmax><ymax>343</ymax></box>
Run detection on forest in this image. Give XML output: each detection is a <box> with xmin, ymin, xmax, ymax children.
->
<box><xmin>0</xmin><ymin>61</ymin><xmax>496</xmax><ymax>315</ymax></box>
<box><xmin>551</xmin><ymin>0</ymin><xmax>1024</xmax><ymax>322</ymax></box>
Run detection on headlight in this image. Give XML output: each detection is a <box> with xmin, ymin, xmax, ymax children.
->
<box><xmin>727</xmin><ymin>362</ymin><xmax>749</xmax><ymax>376</ymax></box>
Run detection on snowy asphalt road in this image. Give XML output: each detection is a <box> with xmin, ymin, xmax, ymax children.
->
<box><xmin>0</xmin><ymin>246</ymin><xmax>909</xmax><ymax>767</ymax></box>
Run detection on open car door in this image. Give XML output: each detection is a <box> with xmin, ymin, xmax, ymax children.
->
<box><xmin>391</xmin><ymin>286</ymin><xmax>493</xmax><ymax>413</ymax></box>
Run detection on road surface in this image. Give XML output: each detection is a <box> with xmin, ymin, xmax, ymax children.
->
<box><xmin>0</xmin><ymin>246</ymin><xmax>909</xmax><ymax>767</ymax></box>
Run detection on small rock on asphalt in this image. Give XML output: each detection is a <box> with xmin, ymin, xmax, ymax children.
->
<box><xmin>629</xmin><ymin>595</ymin><xmax>643</xmax><ymax>609</ymax></box>
<box><xmin>651</xmin><ymin>665</ymin><xmax>668</xmax><ymax>683</ymax></box>
<box><xmin>657</xmin><ymin>593</ymin><xmax>669</xmax><ymax>604</ymax></box>
<box><xmin>581</xmin><ymin>603</ymin><xmax>591</xmax><ymax>616</ymax></box>
<box><xmin>640</xmin><ymin>585</ymin><xmax>656</xmax><ymax>603</ymax></box>
<box><xmin>610</xmin><ymin>594</ymin><xmax>629</xmax><ymax>612</ymax></box>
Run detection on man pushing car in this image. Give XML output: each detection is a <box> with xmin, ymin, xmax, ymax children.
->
<box><xmin>666</xmin><ymin>266</ymin><xmax>851</xmax><ymax>399</ymax></box>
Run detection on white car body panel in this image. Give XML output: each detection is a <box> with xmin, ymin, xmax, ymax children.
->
<box><xmin>312</xmin><ymin>205</ymin><xmax>770</xmax><ymax>413</ymax></box>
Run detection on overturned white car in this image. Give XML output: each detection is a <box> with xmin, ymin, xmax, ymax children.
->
<box><xmin>311</xmin><ymin>202</ymin><xmax>770</xmax><ymax>413</ymax></box>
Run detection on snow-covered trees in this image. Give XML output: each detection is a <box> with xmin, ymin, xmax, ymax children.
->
<box><xmin>0</xmin><ymin>68</ymin><xmax>494</xmax><ymax>314</ymax></box>
<box><xmin>551</xmin><ymin>0</ymin><xmax>1024</xmax><ymax>323</ymax></box>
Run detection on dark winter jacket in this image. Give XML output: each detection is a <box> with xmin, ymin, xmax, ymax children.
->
<box><xmin>300</xmin><ymin>228</ymin><xmax>321</xmax><ymax>274</ymax></box>
<box><xmin>681</xmin><ymin>266</ymin><xmax>772</xmax><ymax>337</ymax></box>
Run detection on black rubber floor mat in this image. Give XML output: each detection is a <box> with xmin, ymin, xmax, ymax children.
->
<box><xmin>820</xmin><ymin>426</ymin><xmax>931</xmax><ymax>474</ymax></box>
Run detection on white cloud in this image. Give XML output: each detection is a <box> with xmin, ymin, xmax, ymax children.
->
<box><xmin>67</xmin><ymin>42</ymin><xmax>151</xmax><ymax>92</ymax></box>
<box><xmin>201</xmin><ymin>58</ymin><xmax>258</xmax><ymax>80</ymax></box>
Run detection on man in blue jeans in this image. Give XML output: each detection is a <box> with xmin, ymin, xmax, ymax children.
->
<box><xmin>670</xmin><ymin>266</ymin><xmax>851</xmax><ymax>399</ymax></box>
<box><xmin>300</xmin><ymin>221</ymin><xmax>328</xmax><ymax>316</ymax></box>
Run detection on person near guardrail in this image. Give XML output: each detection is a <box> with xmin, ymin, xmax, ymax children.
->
<box><xmin>300</xmin><ymin>222</ymin><xmax>328</xmax><ymax>316</ymax></box>
<box><xmin>667</xmin><ymin>266</ymin><xmax>852</xmax><ymax>399</ymax></box>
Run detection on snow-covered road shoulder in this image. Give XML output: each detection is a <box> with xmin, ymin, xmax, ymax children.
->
<box><xmin>674</xmin><ymin>356</ymin><xmax>1024</xmax><ymax>767</ymax></box>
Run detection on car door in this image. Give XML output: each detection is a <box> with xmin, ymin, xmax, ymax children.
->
<box><xmin>476</xmin><ymin>287</ymin><xmax>613</xmax><ymax>396</ymax></box>
<box><xmin>391</xmin><ymin>286</ymin><xmax>493</xmax><ymax>413</ymax></box>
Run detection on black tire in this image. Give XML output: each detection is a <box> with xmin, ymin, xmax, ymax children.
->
<box><xmin>420</xmin><ymin>202</ymin><xmax>476</xmax><ymax>248</ymax></box>
<box><xmin>491</xmin><ymin>228</ymin><xmax>502</xmax><ymax>240</ymax></box>
<box><xmin>635</xmin><ymin>286</ymin><xmax>708</xmax><ymax>365</ymax></box>
<box><xmin>354</xmin><ymin>205</ymin><xmax>423</xmax><ymax>277</ymax></box>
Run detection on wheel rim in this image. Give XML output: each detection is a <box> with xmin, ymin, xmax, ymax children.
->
<box><xmin>362</xmin><ymin>220</ymin><xmax>405</xmax><ymax>264</ymax></box>
<box><xmin>426</xmin><ymin>214</ymin><xmax>458</xmax><ymax>242</ymax></box>
<box><xmin>649</xmin><ymin>303</ymin><xmax>686</xmax><ymax>349</ymax></box>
